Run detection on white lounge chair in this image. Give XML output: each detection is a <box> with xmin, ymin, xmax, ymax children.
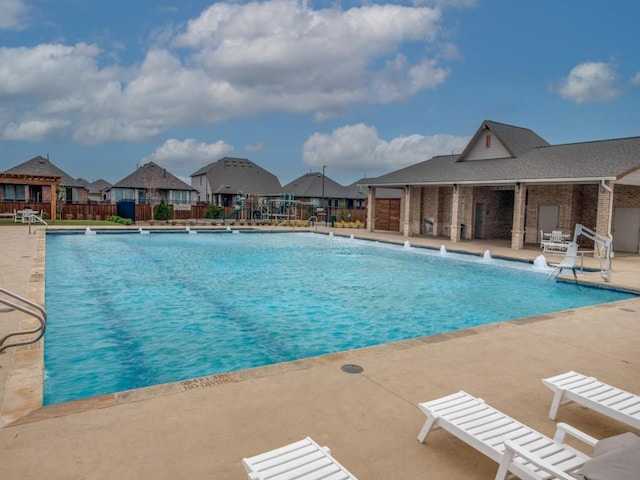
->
<box><xmin>242</xmin><ymin>436</ymin><xmax>358</xmax><ymax>480</ymax></box>
<box><xmin>417</xmin><ymin>391</ymin><xmax>596</xmax><ymax>480</ymax></box>
<box><xmin>542</xmin><ymin>371</ymin><xmax>640</xmax><ymax>430</ymax></box>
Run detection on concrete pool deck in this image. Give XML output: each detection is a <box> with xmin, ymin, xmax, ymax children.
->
<box><xmin>0</xmin><ymin>225</ymin><xmax>639</xmax><ymax>479</ymax></box>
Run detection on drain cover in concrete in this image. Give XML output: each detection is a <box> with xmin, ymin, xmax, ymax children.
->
<box><xmin>341</xmin><ymin>364</ymin><xmax>364</xmax><ymax>374</ymax></box>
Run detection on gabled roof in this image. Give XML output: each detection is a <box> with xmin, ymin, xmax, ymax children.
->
<box><xmin>4</xmin><ymin>156</ymin><xmax>84</xmax><ymax>187</ymax></box>
<box><xmin>456</xmin><ymin>120</ymin><xmax>549</xmax><ymax>161</ymax></box>
<box><xmin>111</xmin><ymin>162</ymin><xmax>194</xmax><ymax>191</ymax></box>
<box><xmin>360</xmin><ymin>120</ymin><xmax>640</xmax><ymax>187</ymax></box>
<box><xmin>191</xmin><ymin>157</ymin><xmax>281</xmax><ymax>195</ymax></box>
<box><xmin>77</xmin><ymin>178</ymin><xmax>112</xmax><ymax>194</ymax></box>
<box><xmin>283</xmin><ymin>172</ymin><xmax>349</xmax><ymax>198</ymax></box>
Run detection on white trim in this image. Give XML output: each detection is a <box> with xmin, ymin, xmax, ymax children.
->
<box><xmin>361</xmin><ymin>177</ymin><xmax>617</xmax><ymax>188</ymax></box>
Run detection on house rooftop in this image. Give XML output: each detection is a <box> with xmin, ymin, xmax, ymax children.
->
<box><xmin>191</xmin><ymin>157</ymin><xmax>281</xmax><ymax>195</ymax></box>
<box><xmin>111</xmin><ymin>162</ymin><xmax>194</xmax><ymax>191</ymax></box>
<box><xmin>4</xmin><ymin>156</ymin><xmax>84</xmax><ymax>188</ymax></box>
<box><xmin>360</xmin><ymin>120</ymin><xmax>640</xmax><ymax>187</ymax></box>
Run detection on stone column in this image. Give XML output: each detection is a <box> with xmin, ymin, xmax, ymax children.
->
<box><xmin>366</xmin><ymin>186</ymin><xmax>376</xmax><ymax>232</ymax></box>
<box><xmin>402</xmin><ymin>186</ymin><xmax>410</xmax><ymax>237</ymax></box>
<box><xmin>511</xmin><ymin>183</ymin><xmax>527</xmax><ymax>250</ymax></box>
<box><xmin>450</xmin><ymin>185</ymin><xmax>460</xmax><ymax>242</ymax></box>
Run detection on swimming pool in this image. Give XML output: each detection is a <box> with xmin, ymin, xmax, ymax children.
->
<box><xmin>44</xmin><ymin>231</ymin><xmax>634</xmax><ymax>405</ymax></box>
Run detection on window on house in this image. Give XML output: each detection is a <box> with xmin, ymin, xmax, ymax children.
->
<box><xmin>4</xmin><ymin>185</ymin><xmax>15</xmax><ymax>200</ymax></box>
<box><xmin>485</xmin><ymin>135</ymin><xmax>492</xmax><ymax>148</ymax></box>
<box><xmin>4</xmin><ymin>184</ymin><xmax>26</xmax><ymax>201</ymax></box>
<box><xmin>174</xmin><ymin>190</ymin><xmax>188</xmax><ymax>204</ymax></box>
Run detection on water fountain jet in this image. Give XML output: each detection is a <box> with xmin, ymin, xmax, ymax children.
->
<box><xmin>533</xmin><ymin>255</ymin><xmax>549</xmax><ymax>270</ymax></box>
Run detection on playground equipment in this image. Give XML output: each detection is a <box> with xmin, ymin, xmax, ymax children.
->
<box><xmin>223</xmin><ymin>196</ymin><xmax>244</xmax><ymax>220</ymax></box>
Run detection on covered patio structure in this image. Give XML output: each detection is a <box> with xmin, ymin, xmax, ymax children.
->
<box><xmin>361</xmin><ymin>120</ymin><xmax>640</xmax><ymax>254</ymax></box>
<box><xmin>0</xmin><ymin>172</ymin><xmax>60</xmax><ymax>221</ymax></box>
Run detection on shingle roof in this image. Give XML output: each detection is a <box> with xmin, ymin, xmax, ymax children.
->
<box><xmin>360</xmin><ymin>120</ymin><xmax>640</xmax><ymax>187</ymax></box>
<box><xmin>283</xmin><ymin>172</ymin><xmax>350</xmax><ymax>198</ymax></box>
<box><xmin>4</xmin><ymin>156</ymin><xmax>84</xmax><ymax>187</ymax></box>
<box><xmin>348</xmin><ymin>178</ymin><xmax>400</xmax><ymax>198</ymax></box>
<box><xmin>111</xmin><ymin>162</ymin><xmax>194</xmax><ymax>191</ymax></box>
<box><xmin>77</xmin><ymin>178</ymin><xmax>112</xmax><ymax>194</ymax></box>
<box><xmin>191</xmin><ymin>157</ymin><xmax>281</xmax><ymax>195</ymax></box>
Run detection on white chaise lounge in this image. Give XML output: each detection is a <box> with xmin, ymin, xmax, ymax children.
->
<box><xmin>242</xmin><ymin>436</ymin><xmax>358</xmax><ymax>480</ymax></box>
<box><xmin>542</xmin><ymin>371</ymin><xmax>640</xmax><ymax>430</ymax></box>
<box><xmin>417</xmin><ymin>391</ymin><xmax>597</xmax><ymax>480</ymax></box>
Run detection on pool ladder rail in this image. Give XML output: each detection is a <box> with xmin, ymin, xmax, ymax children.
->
<box><xmin>0</xmin><ymin>287</ymin><xmax>46</xmax><ymax>353</ymax></box>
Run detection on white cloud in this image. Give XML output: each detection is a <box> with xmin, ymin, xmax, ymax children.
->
<box><xmin>0</xmin><ymin>1</ymin><xmax>457</xmax><ymax>144</ymax></box>
<box><xmin>2</xmin><ymin>118</ymin><xmax>70</xmax><ymax>141</ymax></box>
<box><xmin>0</xmin><ymin>0</ymin><xmax>29</xmax><ymax>30</ymax></box>
<box><xmin>556</xmin><ymin>62</ymin><xmax>619</xmax><ymax>103</ymax></box>
<box><xmin>174</xmin><ymin>1</ymin><xmax>447</xmax><ymax>104</ymax></box>
<box><xmin>142</xmin><ymin>138</ymin><xmax>234</xmax><ymax>174</ymax></box>
<box><xmin>632</xmin><ymin>72</ymin><xmax>640</xmax><ymax>86</ymax></box>
<box><xmin>302</xmin><ymin>123</ymin><xmax>470</xmax><ymax>178</ymax></box>
<box><xmin>0</xmin><ymin>43</ymin><xmax>108</xmax><ymax>98</ymax></box>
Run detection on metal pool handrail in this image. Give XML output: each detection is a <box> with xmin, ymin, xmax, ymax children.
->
<box><xmin>0</xmin><ymin>287</ymin><xmax>46</xmax><ymax>353</ymax></box>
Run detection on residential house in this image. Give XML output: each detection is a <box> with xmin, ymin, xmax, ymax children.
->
<box><xmin>359</xmin><ymin>120</ymin><xmax>640</xmax><ymax>253</ymax></box>
<box><xmin>190</xmin><ymin>157</ymin><xmax>281</xmax><ymax>207</ymax></box>
<box><xmin>282</xmin><ymin>172</ymin><xmax>367</xmax><ymax>223</ymax></box>
<box><xmin>3</xmin><ymin>155</ymin><xmax>87</xmax><ymax>204</ymax></box>
<box><xmin>77</xmin><ymin>178</ymin><xmax>112</xmax><ymax>203</ymax></box>
<box><xmin>107</xmin><ymin>162</ymin><xmax>197</xmax><ymax>206</ymax></box>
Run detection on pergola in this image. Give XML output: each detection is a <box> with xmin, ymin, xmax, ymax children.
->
<box><xmin>0</xmin><ymin>172</ymin><xmax>61</xmax><ymax>221</ymax></box>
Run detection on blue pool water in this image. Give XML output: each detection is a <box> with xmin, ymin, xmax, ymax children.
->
<box><xmin>44</xmin><ymin>232</ymin><xmax>634</xmax><ymax>405</ymax></box>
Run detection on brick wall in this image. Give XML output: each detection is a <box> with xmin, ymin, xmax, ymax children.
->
<box><xmin>473</xmin><ymin>187</ymin><xmax>515</xmax><ymax>239</ymax></box>
<box><xmin>613</xmin><ymin>184</ymin><xmax>640</xmax><ymax>207</ymax></box>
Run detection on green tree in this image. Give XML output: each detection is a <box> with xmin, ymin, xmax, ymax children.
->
<box><xmin>55</xmin><ymin>185</ymin><xmax>65</xmax><ymax>221</ymax></box>
<box><xmin>153</xmin><ymin>199</ymin><xmax>173</xmax><ymax>221</ymax></box>
<box><xmin>337</xmin><ymin>200</ymin><xmax>348</xmax><ymax>221</ymax></box>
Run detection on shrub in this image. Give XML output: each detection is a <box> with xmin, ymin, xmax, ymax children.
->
<box><xmin>204</xmin><ymin>205</ymin><xmax>224</xmax><ymax>219</ymax></box>
<box><xmin>108</xmin><ymin>215</ymin><xmax>133</xmax><ymax>225</ymax></box>
<box><xmin>154</xmin><ymin>200</ymin><xmax>173</xmax><ymax>221</ymax></box>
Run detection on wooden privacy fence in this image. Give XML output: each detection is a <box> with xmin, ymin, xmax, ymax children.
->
<box><xmin>2</xmin><ymin>201</ymin><xmax>368</xmax><ymax>224</ymax></box>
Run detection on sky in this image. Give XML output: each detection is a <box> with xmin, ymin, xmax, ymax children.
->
<box><xmin>1</xmin><ymin>0</ymin><xmax>639</xmax><ymax>187</ymax></box>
